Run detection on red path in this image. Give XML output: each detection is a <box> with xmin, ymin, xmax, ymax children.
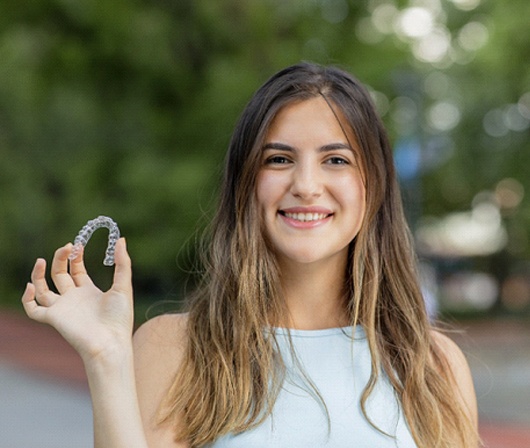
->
<box><xmin>1</xmin><ymin>311</ymin><xmax>529</xmax><ymax>447</ymax></box>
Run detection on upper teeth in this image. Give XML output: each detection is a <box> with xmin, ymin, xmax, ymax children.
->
<box><xmin>284</xmin><ymin>212</ymin><xmax>328</xmax><ymax>222</ymax></box>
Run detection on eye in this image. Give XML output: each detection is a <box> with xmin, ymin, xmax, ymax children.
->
<box><xmin>325</xmin><ymin>156</ymin><xmax>349</xmax><ymax>165</ymax></box>
<box><xmin>265</xmin><ymin>155</ymin><xmax>292</xmax><ymax>165</ymax></box>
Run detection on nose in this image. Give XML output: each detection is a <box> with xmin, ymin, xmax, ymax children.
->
<box><xmin>290</xmin><ymin>161</ymin><xmax>323</xmax><ymax>199</ymax></box>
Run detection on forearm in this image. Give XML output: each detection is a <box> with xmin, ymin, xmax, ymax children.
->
<box><xmin>84</xmin><ymin>344</ymin><xmax>148</xmax><ymax>448</ymax></box>
<box><xmin>22</xmin><ymin>239</ymin><xmax>147</xmax><ymax>445</ymax></box>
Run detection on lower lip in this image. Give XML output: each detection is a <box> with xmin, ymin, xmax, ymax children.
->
<box><xmin>279</xmin><ymin>213</ymin><xmax>332</xmax><ymax>229</ymax></box>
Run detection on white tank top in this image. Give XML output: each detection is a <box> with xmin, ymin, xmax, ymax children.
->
<box><xmin>211</xmin><ymin>326</ymin><xmax>417</xmax><ymax>447</ymax></box>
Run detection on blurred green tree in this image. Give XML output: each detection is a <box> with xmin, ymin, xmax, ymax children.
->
<box><xmin>0</xmin><ymin>0</ymin><xmax>528</xmax><ymax>310</ymax></box>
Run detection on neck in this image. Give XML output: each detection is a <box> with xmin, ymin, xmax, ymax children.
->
<box><xmin>277</xmin><ymin>257</ymin><xmax>350</xmax><ymax>330</ymax></box>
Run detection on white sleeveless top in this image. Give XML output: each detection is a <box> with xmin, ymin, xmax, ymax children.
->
<box><xmin>211</xmin><ymin>327</ymin><xmax>417</xmax><ymax>447</ymax></box>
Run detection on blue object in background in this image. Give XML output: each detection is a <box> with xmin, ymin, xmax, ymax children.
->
<box><xmin>394</xmin><ymin>137</ymin><xmax>422</xmax><ymax>181</ymax></box>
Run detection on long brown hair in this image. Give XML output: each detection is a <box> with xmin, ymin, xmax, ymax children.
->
<box><xmin>159</xmin><ymin>62</ymin><xmax>479</xmax><ymax>447</ymax></box>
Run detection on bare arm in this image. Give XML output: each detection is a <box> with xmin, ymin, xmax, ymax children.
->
<box><xmin>86</xmin><ymin>342</ymin><xmax>147</xmax><ymax>447</ymax></box>
<box><xmin>22</xmin><ymin>239</ymin><xmax>148</xmax><ymax>447</ymax></box>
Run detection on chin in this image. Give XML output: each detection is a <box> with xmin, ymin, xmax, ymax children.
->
<box><xmin>273</xmin><ymin>244</ymin><xmax>350</xmax><ymax>268</ymax></box>
<box><xmin>278</xmin><ymin>251</ymin><xmax>333</xmax><ymax>266</ymax></box>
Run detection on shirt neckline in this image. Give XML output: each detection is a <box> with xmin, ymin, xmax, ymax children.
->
<box><xmin>269</xmin><ymin>325</ymin><xmax>365</xmax><ymax>338</ymax></box>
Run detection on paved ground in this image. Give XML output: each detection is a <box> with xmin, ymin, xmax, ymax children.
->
<box><xmin>0</xmin><ymin>311</ymin><xmax>92</xmax><ymax>447</ymax></box>
<box><xmin>0</xmin><ymin>362</ymin><xmax>93</xmax><ymax>447</ymax></box>
<box><xmin>1</xmin><ymin>311</ymin><xmax>529</xmax><ymax>447</ymax></box>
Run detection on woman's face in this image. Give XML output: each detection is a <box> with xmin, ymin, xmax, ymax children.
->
<box><xmin>256</xmin><ymin>96</ymin><xmax>366</xmax><ymax>268</ymax></box>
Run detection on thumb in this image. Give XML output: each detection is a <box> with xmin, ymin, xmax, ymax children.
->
<box><xmin>111</xmin><ymin>238</ymin><xmax>132</xmax><ymax>295</ymax></box>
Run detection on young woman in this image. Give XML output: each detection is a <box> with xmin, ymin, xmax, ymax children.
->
<box><xmin>22</xmin><ymin>62</ymin><xmax>479</xmax><ymax>447</ymax></box>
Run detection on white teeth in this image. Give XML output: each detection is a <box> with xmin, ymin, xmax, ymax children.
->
<box><xmin>284</xmin><ymin>212</ymin><xmax>328</xmax><ymax>222</ymax></box>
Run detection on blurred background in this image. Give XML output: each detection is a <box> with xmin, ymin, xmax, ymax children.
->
<box><xmin>0</xmin><ymin>0</ymin><xmax>529</xmax><ymax>446</ymax></box>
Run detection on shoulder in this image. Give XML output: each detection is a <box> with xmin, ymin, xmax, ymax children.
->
<box><xmin>430</xmin><ymin>330</ymin><xmax>471</xmax><ymax>377</ymax></box>
<box><xmin>133</xmin><ymin>312</ymin><xmax>189</xmax><ymax>388</ymax></box>
<box><xmin>133</xmin><ymin>313</ymin><xmax>190</xmax><ymax>446</ymax></box>
<box><xmin>430</xmin><ymin>330</ymin><xmax>478</xmax><ymax>426</ymax></box>
<box><xmin>134</xmin><ymin>312</ymin><xmax>188</xmax><ymax>357</ymax></box>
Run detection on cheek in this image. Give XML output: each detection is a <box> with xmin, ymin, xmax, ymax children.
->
<box><xmin>255</xmin><ymin>173</ymin><xmax>267</xmax><ymax>211</ymax></box>
<box><xmin>342</xmin><ymin>177</ymin><xmax>366</xmax><ymax>224</ymax></box>
<box><xmin>256</xmin><ymin>172</ymin><xmax>280</xmax><ymax>212</ymax></box>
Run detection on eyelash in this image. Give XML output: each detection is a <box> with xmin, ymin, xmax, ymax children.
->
<box><xmin>265</xmin><ymin>155</ymin><xmax>292</xmax><ymax>165</ymax></box>
<box><xmin>326</xmin><ymin>157</ymin><xmax>349</xmax><ymax>165</ymax></box>
<box><xmin>264</xmin><ymin>155</ymin><xmax>350</xmax><ymax>165</ymax></box>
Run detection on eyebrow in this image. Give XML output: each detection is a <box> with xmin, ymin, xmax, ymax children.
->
<box><xmin>262</xmin><ymin>142</ymin><xmax>354</xmax><ymax>152</ymax></box>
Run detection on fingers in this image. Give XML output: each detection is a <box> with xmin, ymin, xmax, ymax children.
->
<box><xmin>30</xmin><ymin>258</ymin><xmax>58</xmax><ymax>307</ymax></box>
<box><xmin>21</xmin><ymin>282</ymin><xmax>38</xmax><ymax>315</ymax></box>
<box><xmin>69</xmin><ymin>244</ymin><xmax>94</xmax><ymax>287</ymax></box>
<box><xmin>50</xmin><ymin>244</ymin><xmax>76</xmax><ymax>293</ymax></box>
<box><xmin>21</xmin><ymin>282</ymin><xmax>48</xmax><ymax>323</ymax></box>
<box><xmin>30</xmin><ymin>258</ymin><xmax>49</xmax><ymax>295</ymax></box>
<box><xmin>25</xmin><ymin>239</ymin><xmax>128</xmax><ymax>318</ymax></box>
<box><xmin>112</xmin><ymin>238</ymin><xmax>132</xmax><ymax>295</ymax></box>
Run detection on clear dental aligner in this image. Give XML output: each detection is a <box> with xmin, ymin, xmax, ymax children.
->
<box><xmin>68</xmin><ymin>216</ymin><xmax>121</xmax><ymax>266</ymax></box>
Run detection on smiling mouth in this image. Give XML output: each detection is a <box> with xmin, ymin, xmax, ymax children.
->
<box><xmin>279</xmin><ymin>211</ymin><xmax>332</xmax><ymax>222</ymax></box>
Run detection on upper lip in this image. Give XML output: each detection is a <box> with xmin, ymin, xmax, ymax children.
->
<box><xmin>280</xmin><ymin>206</ymin><xmax>333</xmax><ymax>215</ymax></box>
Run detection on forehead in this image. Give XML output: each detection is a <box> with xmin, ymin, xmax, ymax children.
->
<box><xmin>265</xmin><ymin>96</ymin><xmax>359</xmax><ymax>149</ymax></box>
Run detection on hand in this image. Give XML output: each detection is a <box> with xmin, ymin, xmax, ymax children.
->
<box><xmin>22</xmin><ymin>238</ymin><xmax>134</xmax><ymax>364</ymax></box>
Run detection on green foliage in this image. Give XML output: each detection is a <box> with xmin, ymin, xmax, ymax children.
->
<box><xmin>0</xmin><ymin>0</ymin><xmax>528</xmax><ymax>308</ymax></box>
